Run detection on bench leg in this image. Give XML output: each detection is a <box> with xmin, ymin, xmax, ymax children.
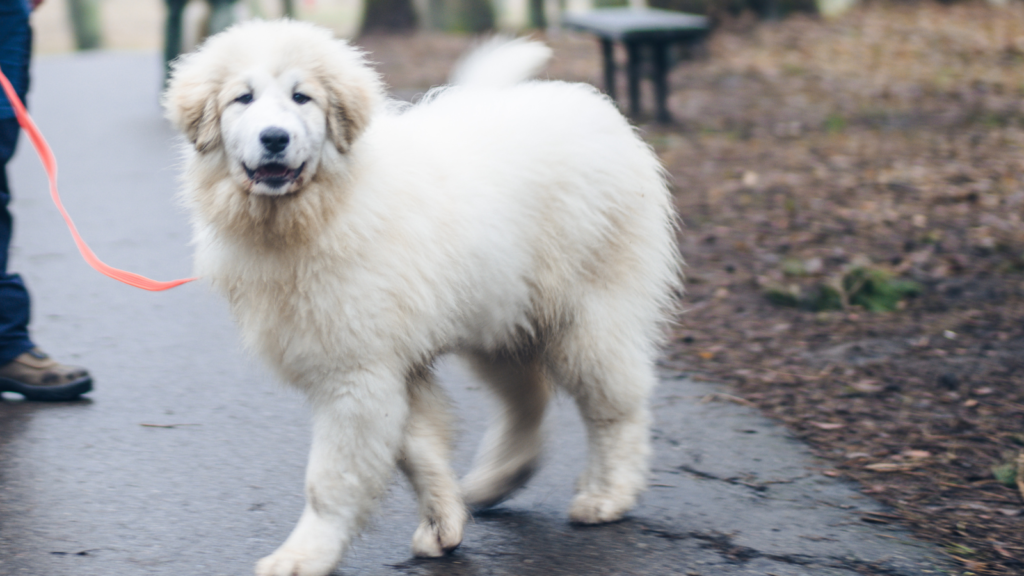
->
<box><xmin>600</xmin><ymin>38</ymin><xmax>616</xmax><ymax>103</ymax></box>
<box><xmin>626</xmin><ymin>41</ymin><xmax>641</xmax><ymax>118</ymax></box>
<box><xmin>652</xmin><ymin>41</ymin><xmax>671</xmax><ymax>124</ymax></box>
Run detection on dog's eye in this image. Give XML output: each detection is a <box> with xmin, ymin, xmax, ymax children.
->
<box><xmin>292</xmin><ymin>92</ymin><xmax>312</xmax><ymax>105</ymax></box>
<box><xmin>235</xmin><ymin>93</ymin><xmax>254</xmax><ymax>105</ymax></box>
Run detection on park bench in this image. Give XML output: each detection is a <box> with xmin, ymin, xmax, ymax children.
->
<box><xmin>561</xmin><ymin>7</ymin><xmax>709</xmax><ymax>123</ymax></box>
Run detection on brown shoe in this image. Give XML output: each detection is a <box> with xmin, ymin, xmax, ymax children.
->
<box><xmin>0</xmin><ymin>348</ymin><xmax>92</xmax><ymax>401</ymax></box>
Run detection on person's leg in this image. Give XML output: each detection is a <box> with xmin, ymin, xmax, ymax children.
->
<box><xmin>0</xmin><ymin>164</ymin><xmax>35</xmax><ymax>366</ymax></box>
<box><xmin>0</xmin><ymin>0</ymin><xmax>36</xmax><ymax>366</ymax></box>
<box><xmin>0</xmin><ymin>1</ymin><xmax>92</xmax><ymax>401</ymax></box>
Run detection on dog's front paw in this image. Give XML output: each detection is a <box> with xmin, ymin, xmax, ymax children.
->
<box><xmin>255</xmin><ymin>546</ymin><xmax>339</xmax><ymax>576</ymax></box>
<box><xmin>568</xmin><ymin>491</ymin><xmax>635</xmax><ymax>525</ymax></box>
<box><xmin>411</xmin><ymin>506</ymin><xmax>467</xmax><ymax>558</ymax></box>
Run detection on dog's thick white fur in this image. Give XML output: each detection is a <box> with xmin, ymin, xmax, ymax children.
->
<box><xmin>165</xmin><ymin>20</ymin><xmax>682</xmax><ymax>576</ymax></box>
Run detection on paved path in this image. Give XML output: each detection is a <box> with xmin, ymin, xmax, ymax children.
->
<box><xmin>0</xmin><ymin>51</ymin><xmax>949</xmax><ymax>576</ymax></box>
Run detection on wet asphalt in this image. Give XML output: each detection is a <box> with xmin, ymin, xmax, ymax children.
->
<box><xmin>0</xmin><ymin>51</ymin><xmax>951</xmax><ymax>576</ymax></box>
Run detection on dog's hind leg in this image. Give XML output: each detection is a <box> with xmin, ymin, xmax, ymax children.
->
<box><xmin>399</xmin><ymin>370</ymin><xmax>467</xmax><ymax>558</ymax></box>
<box><xmin>461</xmin><ymin>354</ymin><xmax>550</xmax><ymax>510</ymax></box>
<box><xmin>255</xmin><ymin>368</ymin><xmax>408</xmax><ymax>576</ymax></box>
<box><xmin>548</xmin><ymin>304</ymin><xmax>658</xmax><ymax>525</ymax></box>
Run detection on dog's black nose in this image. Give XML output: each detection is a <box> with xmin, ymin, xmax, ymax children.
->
<box><xmin>260</xmin><ymin>127</ymin><xmax>290</xmax><ymax>154</ymax></box>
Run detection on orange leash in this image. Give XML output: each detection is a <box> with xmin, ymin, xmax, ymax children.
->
<box><xmin>0</xmin><ymin>66</ymin><xmax>196</xmax><ymax>291</ymax></box>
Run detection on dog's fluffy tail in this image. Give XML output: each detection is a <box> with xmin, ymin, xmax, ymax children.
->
<box><xmin>450</xmin><ymin>37</ymin><xmax>552</xmax><ymax>89</ymax></box>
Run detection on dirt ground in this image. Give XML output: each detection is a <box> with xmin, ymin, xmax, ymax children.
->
<box><xmin>366</xmin><ymin>4</ymin><xmax>1024</xmax><ymax>574</ymax></box>
<box><xmin>653</xmin><ymin>6</ymin><xmax>1024</xmax><ymax>575</ymax></box>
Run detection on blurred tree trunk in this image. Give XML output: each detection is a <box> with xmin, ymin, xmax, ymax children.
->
<box><xmin>67</xmin><ymin>0</ymin><xmax>102</xmax><ymax>50</ymax></box>
<box><xmin>361</xmin><ymin>0</ymin><xmax>419</xmax><ymax>33</ymax></box>
<box><xmin>528</xmin><ymin>0</ymin><xmax>546</xmax><ymax>29</ymax></box>
<box><xmin>426</xmin><ymin>0</ymin><xmax>494</xmax><ymax>32</ymax></box>
<box><xmin>206</xmin><ymin>0</ymin><xmax>238</xmax><ymax>36</ymax></box>
<box><xmin>164</xmin><ymin>0</ymin><xmax>238</xmax><ymax>82</ymax></box>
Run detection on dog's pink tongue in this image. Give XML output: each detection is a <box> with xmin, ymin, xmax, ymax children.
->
<box><xmin>257</xmin><ymin>164</ymin><xmax>289</xmax><ymax>178</ymax></box>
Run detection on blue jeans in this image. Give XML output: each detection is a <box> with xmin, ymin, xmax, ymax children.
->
<box><xmin>0</xmin><ymin>0</ymin><xmax>38</xmax><ymax>365</ymax></box>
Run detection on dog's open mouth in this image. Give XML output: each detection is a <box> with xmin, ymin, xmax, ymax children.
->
<box><xmin>244</xmin><ymin>162</ymin><xmax>305</xmax><ymax>189</ymax></box>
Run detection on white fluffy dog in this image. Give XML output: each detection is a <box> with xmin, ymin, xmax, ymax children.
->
<box><xmin>164</xmin><ymin>20</ymin><xmax>681</xmax><ymax>576</ymax></box>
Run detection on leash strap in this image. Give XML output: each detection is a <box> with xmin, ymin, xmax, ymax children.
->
<box><xmin>0</xmin><ymin>66</ymin><xmax>196</xmax><ymax>291</ymax></box>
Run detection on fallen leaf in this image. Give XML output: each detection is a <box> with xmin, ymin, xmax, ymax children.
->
<box><xmin>810</xmin><ymin>421</ymin><xmax>846</xmax><ymax>430</ymax></box>
<box><xmin>1015</xmin><ymin>453</ymin><xmax>1024</xmax><ymax>503</ymax></box>
<box><xmin>860</xmin><ymin>515</ymin><xmax>889</xmax><ymax>524</ymax></box>
<box><xmin>700</xmin><ymin>393</ymin><xmax>755</xmax><ymax>407</ymax></box>
<box><xmin>949</xmin><ymin>558</ymin><xmax>987</xmax><ymax>572</ymax></box>
<box><xmin>992</xmin><ymin>462</ymin><xmax>1017</xmax><ymax>487</ymax></box>
<box><xmin>850</xmin><ymin>379</ymin><xmax>884</xmax><ymax>393</ymax></box>
<box><xmin>865</xmin><ymin>462</ymin><xmax>913</xmax><ymax>472</ymax></box>
<box><xmin>992</xmin><ymin>542</ymin><xmax>1016</xmax><ymax>559</ymax></box>
<box><xmin>860</xmin><ymin>511</ymin><xmax>901</xmax><ymax>523</ymax></box>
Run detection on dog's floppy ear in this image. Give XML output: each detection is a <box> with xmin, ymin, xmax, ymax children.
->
<box><xmin>320</xmin><ymin>42</ymin><xmax>384</xmax><ymax>153</ymax></box>
<box><xmin>163</xmin><ymin>55</ymin><xmax>223</xmax><ymax>153</ymax></box>
<box><xmin>324</xmin><ymin>82</ymin><xmax>375</xmax><ymax>153</ymax></box>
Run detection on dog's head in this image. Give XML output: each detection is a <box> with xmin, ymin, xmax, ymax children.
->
<box><xmin>164</xmin><ymin>20</ymin><xmax>383</xmax><ymax>198</ymax></box>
